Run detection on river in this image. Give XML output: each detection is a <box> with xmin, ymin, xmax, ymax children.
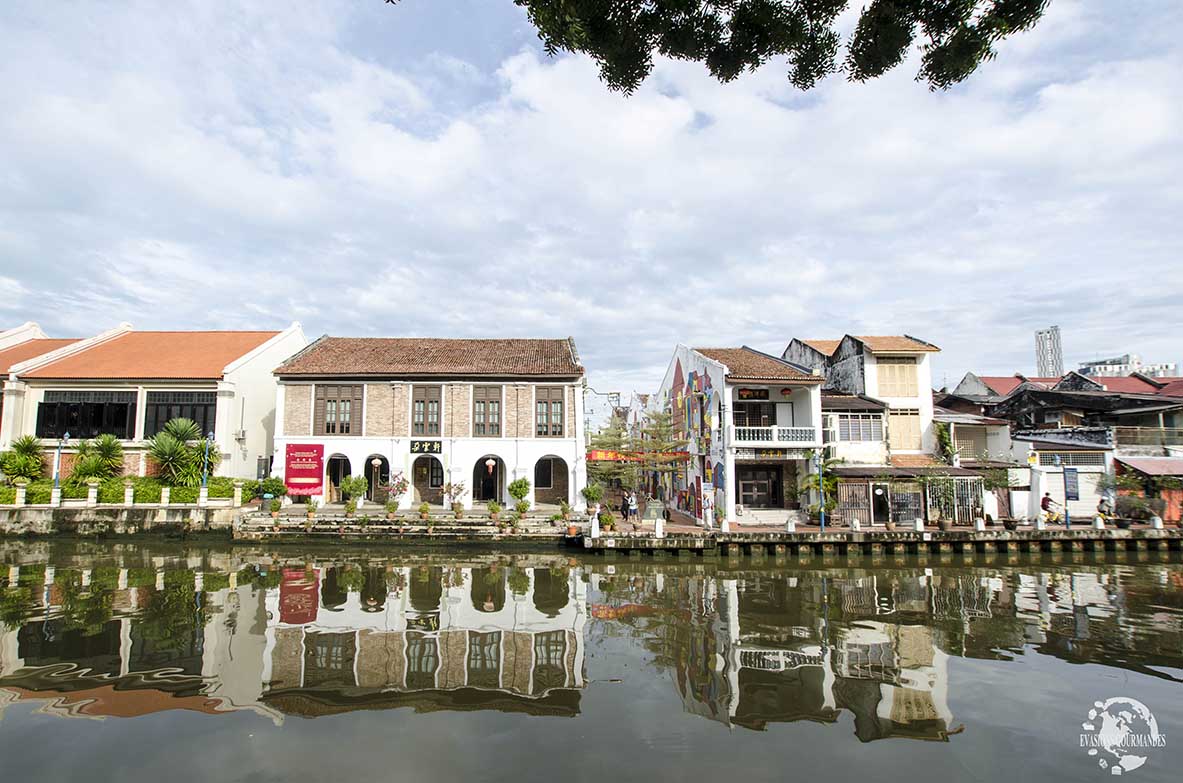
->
<box><xmin>1</xmin><ymin>542</ymin><xmax>1180</xmax><ymax>781</ymax></box>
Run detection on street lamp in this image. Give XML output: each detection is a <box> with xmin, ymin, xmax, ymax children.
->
<box><xmin>201</xmin><ymin>431</ymin><xmax>214</xmax><ymax>488</ymax></box>
<box><xmin>53</xmin><ymin>431</ymin><xmax>71</xmax><ymax>490</ymax></box>
<box><xmin>813</xmin><ymin>450</ymin><xmax>826</xmax><ymax>533</ymax></box>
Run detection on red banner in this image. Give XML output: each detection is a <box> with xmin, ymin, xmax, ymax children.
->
<box><xmin>279</xmin><ymin>567</ymin><xmax>319</xmax><ymax>625</ymax></box>
<box><xmin>285</xmin><ymin>443</ymin><xmax>324</xmax><ymax>496</ymax></box>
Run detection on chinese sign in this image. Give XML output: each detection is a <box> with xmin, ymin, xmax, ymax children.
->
<box><xmin>737</xmin><ymin>388</ymin><xmax>770</xmax><ymax>400</ymax></box>
<box><xmin>284</xmin><ymin>443</ymin><xmax>324</xmax><ymax>496</ymax></box>
<box><xmin>411</xmin><ymin>440</ymin><xmax>442</xmax><ymax>454</ymax></box>
<box><xmin>279</xmin><ymin>567</ymin><xmax>318</xmax><ymax>625</ymax></box>
<box><xmin>735</xmin><ymin>448</ymin><xmax>809</xmax><ymax>460</ymax></box>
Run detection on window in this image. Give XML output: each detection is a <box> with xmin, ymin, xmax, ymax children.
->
<box><xmin>953</xmin><ymin>426</ymin><xmax>987</xmax><ymax>460</ymax></box>
<box><xmin>144</xmin><ymin>391</ymin><xmax>216</xmax><ymax>437</ymax></box>
<box><xmin>535</xmin><ymin>457</ymin><xmax>554</xmax><ymax>489</ymax></box>
<box><xmin>473</xmin><ymin>386</ymin><xmax>501</xmax><ymax>437</ymax></box>
<box><xmin>1038</xmin><ymin>452</ymin><xmax>1106</xmax><ymax>467</ymax></box>
<box><xmin>36</xmin><ymin>391</ymin><xmax>137</xmax><ymax>439</ymax></box>
<box><xmin>733</xmin><ymin>401</ymin><xmax>776</xmax><ymax>428</ymax></box>
<box><xmin>887</xmin><ymin>409</ymin><xmax>922</xmax><ymax>451</ymax></box>
<box><xmin>314</xmin><ymin>385</ymin><xmax>362</xmax><ymax>436</ymax></box>
<box><xmin>876</xmin><ymin>356</ymin><xmax>918</xmax><ymax>397</ymax></box>
<box><xmin>833</xmin><ymin>413</ymin><xmax>884</xmax><ymax>442</ymax></box>
<box><xmin>535</xmin><ymin>387</ymin><xmax>564</xmax><ymax>437</ymax></box>
<box><xmin>429</xmin><ymin>459</ymin><xmax>444</xmax><ymax>488</ymax></box>
<box><xmin>413</xmin><ymin>385</ymin><xmax>441</xmax><ymax>436</ymax></box>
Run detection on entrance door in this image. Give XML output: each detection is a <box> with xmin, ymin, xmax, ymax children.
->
<box><xmin>871</xmin><ymin>482</ymin><xmax>891</xmax><ymax>524</ymax></box>
<box><xmin>738</xmin><ymin>466</ymin><xmax>783</xmax><ymax>509</ymax></box>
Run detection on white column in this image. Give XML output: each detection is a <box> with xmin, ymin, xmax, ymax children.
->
<box><xmin>724</xmin><ymin>448</ymin><xmax>737</xmax><ymax>526</ymax></box>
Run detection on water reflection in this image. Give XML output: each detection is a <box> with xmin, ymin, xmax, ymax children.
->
<box><xmin>1</xmin><ymin>553</ymin><xmax>1181</xmax><ymax>741</ymax></box>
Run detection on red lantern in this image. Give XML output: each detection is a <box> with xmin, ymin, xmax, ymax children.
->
<box><xmin>485</xmin><ymin>458</ymin><xmax>496</xmax><ymax>475</ymax></box>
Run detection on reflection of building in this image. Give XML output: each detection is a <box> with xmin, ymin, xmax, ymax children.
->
<box><xmin>674</xmin><ymin>576</ymin><xmax>957</xmax><ymax>741</ymax></box>
<box><xmin>0</xmin><ymin>579</ymin><xmax>276</xmax><ymax>722</ymax></box>
<box><xmin>261</xmin><ymin>565</ymin><xmax>587</xmax><ymax>718</ymax></box>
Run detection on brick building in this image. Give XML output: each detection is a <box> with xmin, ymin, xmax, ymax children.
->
<box><xmin>272</xmin><ymin>336</ymin><xmax>586</xmax><ymax>509</ymax></box>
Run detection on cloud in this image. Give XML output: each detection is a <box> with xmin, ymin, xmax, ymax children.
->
<box><xmin>0</xmin><ymin>0</ymin><xmax>1180</xmax><ymax>396</ymax></box>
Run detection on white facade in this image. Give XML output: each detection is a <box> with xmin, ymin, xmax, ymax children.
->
<box><xmin>861</xmin><ymin>351</ymin><xmax>938</xmax><ymax>457</ymax></box>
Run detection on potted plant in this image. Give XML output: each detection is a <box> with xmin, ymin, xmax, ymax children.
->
<box><xmin>487</xmin><ymin>500</ymin><xmax>502</xmax><ymax>523</ymax></box>
<box><xmin>1003</xmin><ymin>518</ymin><xmax>1019</xmax><ymax>531</ymax></box>
<box><xmin>508</xmin><ymin>477</ymin><xmax>531</xmax><ymax>513</ymax></box>
<box><xmin>385</xmin><ymin>500</ymin><xmax>399</xmax><ymax>521</ymax></box>
<box><xmin>559</xmin><ymin>500</ymin><xmax>572</xmax><ymax>522</ymax></box>
<box><xmin>885</xmin><ymin>518</ymin><xmax>896</xmax><ymax>532</ymax></box>
<box><xmin>306</xmin><ymin>498</ymin><xmax>319</xmax><ymax>519</ymax></box>
<box><xmin>549</xmin><ymin>512</ymin><xmax>563</xmax><ymax>528</ymax></box>
<box><xmin>442</xmin><ymin>481</ymin><xmax>466</xmax><ymax>517</ymax></box>
<box><xmin>418</xmin><ymin>501</ymin><xmax>431</xmax><ymax>521</ymax></box>
<box><xmin>269</xmin><ymin>497</ymin><xmax>282</xmax><ymax>519</ymax></box>
<box><xmin>598</xmin><ymin>509</ymin><xmax>616</xmax><ymax>532</ymax></box>
<box><xmin>344</xmin><ymin>498</ymin><xmax>357</xmax><ymax>518</ymax></box>
<box><xmin>581</xmin><ymin>483</ymin><xmax>604</xmax><ymax>515</ymax></box>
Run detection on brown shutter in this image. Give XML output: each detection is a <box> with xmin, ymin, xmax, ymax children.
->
<box><xmin>313</xmin><ymin>385</ymin><xmax>326</xmax><ymax>435</ymax></box>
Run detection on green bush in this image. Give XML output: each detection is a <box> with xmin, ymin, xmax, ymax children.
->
<box><xmin>508</xmin><ymin>478</ymin><xmax>531</xmax><ymax>502</ymax></box>
<box><xmin>170</xmin><ymin>486</ymin><xmax>200</xmax><ymax>504</ymax></box>
<box><xmin>97</xmin><ymin>479</ymin><xmax>128</xmax><ymax>504</ymax></box>
<box><xmin>62</xmin><ymin>483</ymin><xmax>88</xmax><ymax>499</ymax></box>
<box><xmin>0</xmin><ymin>487</ymin><xmax>14</xmax><ymax>504</ymax></box>
<box><xmin>25</xmin><ymin>481</ymin><xmax>53</xmax><ymax>504</ymax></box>
<box><xmin>132</xmin><ymin>478</ymin><xmax>162</xmax><ymax>503</ymax></box>
<box><xmin>206</xmin><ymin>476</ymin><xmax>237</xmax><ymax>498</ymax></box>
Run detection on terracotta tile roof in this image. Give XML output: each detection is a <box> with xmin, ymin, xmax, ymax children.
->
<box><xmin>694</xmin><ymin>347</ymin><xmax>818</xmax><ymax>382</ymax></box>
<box><xmin>1116</xmin><ymin>456</ymin><xmax>1183</xmax><ymax>477</ymax></box>
<box><xmin>977</xmin><ymin>375</ymin><xmax>1061</xmax><ymax>396</ymax></box>
<box><xmin>275</xmin><ymin>337</ymin><xmax>583</xmax><ymax>377</ymax></box>
<box><xmin>21</xmin><ymin>331</ymin><xmax>279</xmax><ymax>379</ymax></box>
<box><xmin>854</xmin><ymin>335</ymin><xmax>940</xmax><ymax>353</ymax></box>
<box><xmin>801</xmin><ymin>339</ymin><xmax>841</xmax><ymax>356</ymax></box>
<box><xmin>0</xmin><ymin>338</ymin><xmax>79</xmax><ymax>373</ymax></box>
<box><xmin>1091</xmin><ymin>376</ymin><xmax>1161</xmax><ymax>394</ymax></box>
<box><xmin>1157</xmin><ymin>379</ymin><xmax>1183</xmax><ymax>398</ymax></box>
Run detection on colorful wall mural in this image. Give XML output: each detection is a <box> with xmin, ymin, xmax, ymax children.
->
<box><xmin>660</xmin><ymin>347</ymin><xmax>727</xmax><ymax>524</ymax></box>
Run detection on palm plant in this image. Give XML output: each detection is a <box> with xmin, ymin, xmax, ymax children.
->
<box><xmin>1</xmin><ymin>434</ymin><xmax>44</xmax><ymax>483</ymax></box>
<box><xmin>146</xmin><ymin>418</ymin><xmax>220</xmax><ymax>487</ymax></box>
<box><xmin>70</xmin><ymin>434</ymin><xmax>124</xmax><ymax>484</ymax></box>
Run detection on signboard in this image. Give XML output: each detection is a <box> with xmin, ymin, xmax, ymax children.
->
<box><xmin>284</xmin><ymin>444</ymin><xmax>324</xmax><ymax>496</ymax></box>
<box><xmin>1064</xmin><ymin>467</ymin><xmax>1080</xmax><ymax>501</ymax></box>
<box><xmin>737</xmin><ymin>388</ymin><xmax>769</xmax><ymax>401</ymax></box>
<box><xmin>411</xmin><ymin>440</ymin><xmax>442</xmax><ymax>454</ymax></box>
<box><xmin>735</xmin><ymin>448</ymin><xmax>810</xmax><ymax>461</ymax></box>
<box><xmin>407</xmin><ymin>614</ymin><xmax>440</xmax><ymax>632</ymax></box>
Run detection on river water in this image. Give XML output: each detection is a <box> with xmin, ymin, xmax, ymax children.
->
<box><xmin>0</xmin><ymin>543</ymin><xmax>1180</xmax><ymax>782</ymax></box>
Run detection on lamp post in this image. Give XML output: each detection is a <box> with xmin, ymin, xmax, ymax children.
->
<box><xmin>202</xmin><ymin>431</ymin><xmax>214</xmax><ymax>488</ymax></box>
<box><xmin>814</xmin><ymin>450</ymin><xmax>825</xmax><ymax>532</ymax></box>
<box><xmin>53</xmin><ymin>432</ymin><xmax>71</xmax><ymax>490</ymax></box>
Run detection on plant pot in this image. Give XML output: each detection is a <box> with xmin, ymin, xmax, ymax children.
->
<box><xmin>419</xmin><ymin>513</ymin><xmax>429</xmax><ymax>521</ymax></box>
<box><xmin>885</xmin><ymin>521</ymin><xmax>896</xmax><ymax>532</ymax></box>
<box><xmin>1003</xmin><ymin>519</ymin><xmax>1018</xmax><ymax>531</ymax></box>
<box><xmin>490</xmin><ymin>513</ymin><xmax>500</xmax><ymax>523</ymax></box>
<box><xmin>566</xmin><ymin>524</ymin><xmax>579</xmax><ymax>536</ymax></box>
<box><xmin>271</xmin><ymin>511</ymin><xmax>279</xmax><ymax>519</ymax></box>
<box><xmin>1115</xmin><ymin>519</ymin><xmax>1132</xmax><ymax>530</ymax></box>
<box><xmin>386</xmin><ymin>512</ymin><xmax>396</xmax><ymax>521</ymax></box>
<box><xmin>937</xmin><ymin>519</ymin><xmax>952</xmax><ymax>532</ymax></box>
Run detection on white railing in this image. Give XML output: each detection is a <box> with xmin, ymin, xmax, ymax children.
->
<box><xmin>732</xmin><ymin>425</ymin><xmax>818</xmax><ymax>445</ymax></box>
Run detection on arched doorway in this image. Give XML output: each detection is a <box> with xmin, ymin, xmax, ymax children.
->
<box><xmin>412</xmin><ymin>455</ymin><xmax>444</xmax><ymax>506</ymax></box>
<box><xmin>409</xmin><ymin>566</ymin><xmax>443</xmax><ymax>612</ymax></box>
<box><xmin>472</xmin><ymin>455</ymin><xmax>506</xmax><ymax>504</ymax></box>
<box><xmin>534</xmin><ymin>455</ymin><xmax>570</xmax><ymax>506</ymax></box>
<box><xmin>531</xmin><ymin>567</ymin><xmax>570</xmax><ymax>617</ymax></box>
<box><xmin>364</xmin><ymin>454</ymin><xmax>390</xmax><ymax>502</ymax></box>
<box><xmin>470</xmin><ymin>566</ymin><xmax>505</xmax><ymax>613</ymax></box>
<box><xmin>321</xmin><ymin>566</ymin><xmax>347</xmax><ymax>612</ymax></box>
<box><xmin>325</xmin><ymin>454</ymin><xmax>351</xmax><ymax>504</ymax></box>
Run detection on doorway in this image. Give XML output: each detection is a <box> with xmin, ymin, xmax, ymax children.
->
<box><xmin>871</xmin><ymin>482</ymin><xmax>891</xmax><ymax>524</ymax></box>
<box><xmin>738</xmin><ymin>465</ymin><xmax>783</xmax><ymax>509</ymax></box>
<box><xmin>326</xmin><ymin>455</ymin><xmax>351</xmax><ymax>503</ymax></box>
<box><xmin>472</xmin><ymin>456</ymin><xmax>505</xmax><ymax>504</ymax></box>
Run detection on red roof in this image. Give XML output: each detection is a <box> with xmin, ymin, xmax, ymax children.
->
<box><xmin>1157</xmin><ymin>379</ymin><xmax>1183</xmax><ymax>398</ymax></box>
<box><xmin>0</xmin><ymin>338</ymin><xmax>79</xmax><ymax>373</ymax></box>
<box><xmin>1116</xmin><ymin>457</ymin><xmax>1183</xmax><ymax>477</ymax></box>
<box><xmin>695</xmin><ymin>347</ymin><xmax>818</xmax><ymax>382</ymax></box>
<box><xmin>276</xmin><ymin>337</ymin><xmax>582</xmax><ymax>377</ymax></box>
<box><xmin>977</xmin><ymin>375</ymin><xmax>1061</xmax><ymax>396</ymax></box>
<box><xmin>1091</xmin><ymin>376</ymin><xmax>1161</xmax><ymax>394</ymax></box>
<box><xmin>22</xmin><ymin>331</ymin><xmax>279</xmax><ymax>380</ymax></box>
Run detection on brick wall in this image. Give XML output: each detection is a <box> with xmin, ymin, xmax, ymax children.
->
<box><xmin>365</xmin><ymin>383</ymin><xmax>394</xmax><ymax>436</ymax></box>
<box><xmin>392</xmin><ymin>383</ymin><xmax>409</xmax><ymax>437</ymax></box>
<box><xmin>535</xmin><ymin>456</ymin><xmax>570</xmax><ymax>504</ymax></box>
<box><xmin>565</xmin><ymin>384</ymin><xmax>577</xmax><ymax>438</ymax></box>
<box><xmin>283</xmin><ymin>385</ymin><xmax>312</xmax><ymax>436</ymax></box>
<box><xmin>444</xmin><ymin>384</ymin><xmax>471</xmax><ymax>438</ymax></box>
<box><xmin>504</xmin><ymin>385</ymin><xmax>524</xmax><ymax>438</ymax></box>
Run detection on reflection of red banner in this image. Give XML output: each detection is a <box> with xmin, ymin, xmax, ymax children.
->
<box><xmin>279</xmin><ymin>567</ymin><xmax>319</xmax><ymax>625</ymax></box>
<box><xmin>587</xmin><ymin>450</ymin><xmax>690</xmax><ymax>462</ymax></box>
<box><xmin>285</xmin><ymin>443</ymin><xmax>324</xmax><ymax>496</ymax></box>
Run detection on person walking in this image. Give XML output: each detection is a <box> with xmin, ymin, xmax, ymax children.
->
<box><xmin>620</xmin><ymin>493</ymin><xmax>630</xmax><ymax>524</ymax></box>
<box><xmin>628</xmin><ymin>491</ymin><xmax>639</xmax><ymax>524</ymax></box>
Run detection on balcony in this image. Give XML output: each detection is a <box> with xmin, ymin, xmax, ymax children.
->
<box><xmin>731</xmin><ymin>425</ymin><xmax>818</xmax><ymax>446</ymax></box>
<box><xmin>1114</xmin><ymin>426</ymin><xmax>1183</xmax><ymax>447</ymax></box>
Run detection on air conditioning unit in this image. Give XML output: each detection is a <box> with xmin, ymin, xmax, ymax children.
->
<box><xmin>234</xmin><ymin>429</ymin><xmax>247</xmax><ymax>441</ymax></box>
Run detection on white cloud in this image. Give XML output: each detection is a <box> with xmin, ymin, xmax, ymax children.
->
<box><xmin>0</xmin><ymin>0</ymin><xmax>1180</xmax><ymax>394</ymax></box>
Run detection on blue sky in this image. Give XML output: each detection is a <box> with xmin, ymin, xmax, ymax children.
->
<box><xmin>1</xmin><ymin>1</ymin><xmax>1180</xmax><ymax>395</ymax></box>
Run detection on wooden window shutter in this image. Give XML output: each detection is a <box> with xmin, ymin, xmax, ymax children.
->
<box><xmin>313</xmin><ymin>386</ymin><xmax>326</xmax><ymax>434</ymax></box>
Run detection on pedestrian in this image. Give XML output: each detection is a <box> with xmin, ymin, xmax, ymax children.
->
<box><xmin>620</xmin><ymin>493</ymin><xmax>630</xmax><ymax>523</ymax></box>
<box><xmin>628</xmin><ymin>491</ymin><xmax>639</xmax><ymax>522</ymax></box>
<box><xmin>1096</xmin><ymin>494</ymin><xmax>1113</xmax><ymax>520</ymax></box>
<box><xmin>1041</xmin><ymin>492</ymin><xmax>1062</xmax><ymax>524</ymax></box>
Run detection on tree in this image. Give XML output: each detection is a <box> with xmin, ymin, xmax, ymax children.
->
<box><xmin>633</xmin><ymin>409</ymin><xmax>689</xmax><ymax>495</ymax></box>
<box><xmin>146</xmin><ymin>418</ymin><xmax>221</xmax><ymax>487</ymax></box>
<box><xmin>69</xmin><ymin>433</ymin><xmax>125</xmax><ymax>485</ymax></box>
<box><xmin>0</xmin><ymin>435</ymin><xmax>44</xmax><ymax>483</ymax></box>
<box><xmin>588</xmin><ymin>414</ymin><xmax>638</xmax><ymax>488</ymax></box>
<box><xmin>387</xmin><ymin>0</ymin><xmax>1049</xmax><ymax>93</ymax></box>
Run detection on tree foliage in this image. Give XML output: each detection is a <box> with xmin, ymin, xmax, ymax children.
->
<box><xmin>389</xmin><ymin>0</ymin><xmax>1049</xmax><ymax>93</ymax></box>
<box><xmin>146</xmin><ymin>418</ymin><xmax>221</xmax><ymax>487</ymax></box>
<box><xmin>1</xmin><ymin>434</ymin><xmax>44</xmax><ymax>483</ymax></box>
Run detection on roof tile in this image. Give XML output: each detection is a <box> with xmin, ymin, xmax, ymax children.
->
<box><xmin>22</xmin><ymin>331</ymin><xmax>279</xmax><ymax>379</ymax></box>
<box><xmin>0</xmin><ymin>338</ymin><xmax>80</xmax><ymax>373</ymax></box>
<box><xmin>695</xmin><ymin>347</ymin><xmax>818</xmax><ymax>382</ymax></box>
<box><xmin>275</xmin><ymin>337</ymin><xmax>583</xmax><ymax>377</ymax></box>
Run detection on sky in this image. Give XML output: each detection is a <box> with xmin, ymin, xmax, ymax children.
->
<box><xmin>1</xmin><ymin>1</ymin><xmax>1180</xmax><ymax>399</ymax></box>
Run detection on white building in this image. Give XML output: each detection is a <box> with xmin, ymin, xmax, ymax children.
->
<box><xmin>271</xmin><ymin>336</ymin><xmax>587</xmax><ymax>509</ymax></box>
<box><xmin>1079</xmin><ymin>353</ymin><xmax>1177</xmax><ymax>379</ymax></box>
<box><xmin>655</xmin><ymin>345</ymin><xmax>823</xmax><ymax>526</ymax></box>
<box><xmin>1</xmin><ymin>322</ymin><xmax>306</xmax><ymax>479</ymax></box>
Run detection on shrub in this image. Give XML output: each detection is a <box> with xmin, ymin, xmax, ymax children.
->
<box><xmin>515</xmin><ymin>500</ymin><xmax>530</xmax><ymax>514</ymax></box>
<box><xmin>0</xmin><ymin>487</ymin><xmax>15</xmax><ymax>504</ymax></box>
<box><xmin>131</xmin><ymin>477</ymin><xmax>163</xmax><ymax>503</ymax></box>
<box><xmin>1</xmin><ymin>435</ymin><xmax>45</xmax><ymax>483</ymax></box>
<box><xmin>146</xmin><ymin>418</ymin><xmax>221</xmax><ymax>487</ymax></box>
<box><xmin>418</xmin><ymin>502</ymin><xmax>430</xmax><ymax>515</ymax></box>
<box><xmin>581</xmin><ymin>483</ymin><xmax>604</xmax><ymax>506</ymax></box>
<box><xmin>486</xmin><ymin>500</ymin><xmax>502</xmax><ymax>516</ymax></box>
<box><xmin>25</xmin><ymin>481</ymin><xmax>53</xmax><ymax>504</ymax></box>
<box><xmin>344</xmin><ymin>498</ymin><xmax>358</xmax><ymax>515</ymax></box>
<box><xmin>385</xmin><ymin>500</ymin><xmax>399</xmax><ymax>515</ymax></box>
<box><xmin>339</xmin><ymin>475</ymin><xmax>369</xmax><ymax>500</ymax></box>
<box><xmin>206</xmin><ymin>476</ymin><xmax>237</xmax><ymax>499</ymax></box>
<box><xmin>257</xmin><ymin>476</ymin><xmax>287</xmax><ymax>498</ymax></box>
<box><xmin>62</xmin><ymin>483</ymin><xmax>88</xmax><ymax>499</ymax></box>
<box><xmin>270</xmin><ymin>498</ymin><xmax>282</xmax><ymax>514</ymax></box>
<box><xmin>72</xmin><ymin>434</ymin><xmax>124</xmax><ymax>483</ymax></box>
<box><xmin>508</xmin><ymin>478</ymin><xmax>531</xmax><ymax>503</ymax></box>
<box><xmin>170</xmin><ymin>486</ymin><xmax>200</xmax><ymax>504</ymax></box>
<box><xmin>97</xmin><ymin>479</ymin><xmax>128</xmax><ymax>504</ymax></box>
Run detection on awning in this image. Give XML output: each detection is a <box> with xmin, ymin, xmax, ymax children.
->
<box><xmin>1115</xmin><ymin>456</ymin><xmax>1183</xmax><ymax>477</ymax></box>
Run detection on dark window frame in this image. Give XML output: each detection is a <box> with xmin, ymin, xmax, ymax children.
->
<box><xmin>534</xmin><ymin>457</ymin><xmax>554</xmax><ymax>489</ymax></box>
<box><xmin>315</xmin><ymin>385</ymin><xmax>362</xmax><ymax>436</ymax></box>
<box><xmin>535</xmin><ymin>387</ymin><xmax>564</xmax><ymax>437</ymax></box>
<box><xmin>473</xmin><ymin>385</ymin><xmax>502</xmax><ymax>437</ymax></box>
<box><xmin>413</xmin><ymin>385</ymin><xmax>442</xmax><ymax>437</ymax></box>
<box><xmin>36</xmin><ymin>391</ymin><xmax>137</xmax><ymax>440</ymax></box>
<box><xmin>144</xmin><ymin>391</ymin><xmax>216</xmax><ymax>438</ymax></box>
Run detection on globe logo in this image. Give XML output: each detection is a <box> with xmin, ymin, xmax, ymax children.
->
<box><xmin>1080</xmin><ymin>697</ymin><xmax>1166</xmax><ymax>775</ymax></box>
